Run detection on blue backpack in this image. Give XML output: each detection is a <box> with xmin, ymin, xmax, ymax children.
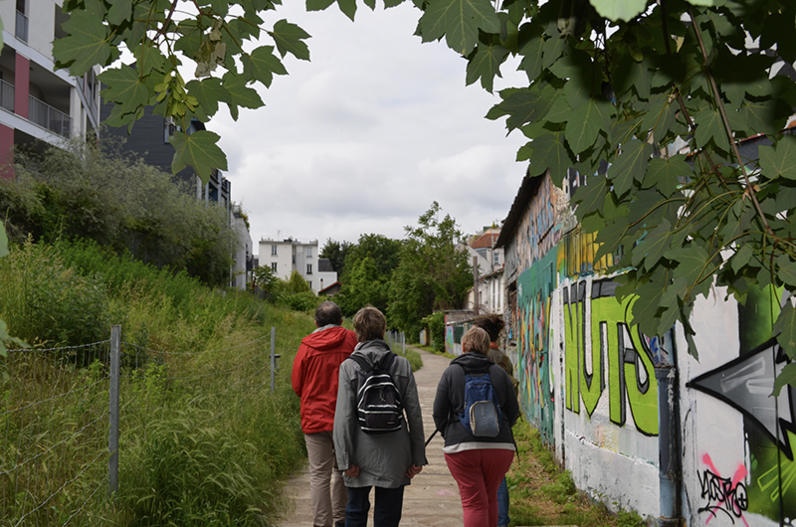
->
<box><xmin>456</xmin><ymin>363</ymin><xmax>502</xmax><ymax>438</ymax></box>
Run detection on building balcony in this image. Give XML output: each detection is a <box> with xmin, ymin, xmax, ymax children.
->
<box><xmin>28</xmin><ymin>95</ymin><xmax>71</xmax><ymax>138</ymax></box>
<box><xmin>15</xmin><ymin>11</ymin><xmax>28</xmax><ymax>43</ymax></box>
<box><xmin>0</xmin><ymin>80</ymin><xmax>14</xmax><ymax>112</ymax></box>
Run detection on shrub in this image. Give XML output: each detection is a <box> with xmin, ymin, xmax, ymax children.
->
<box><xmin>421</xmin><ymin>311</ymin><xmax>446</xmax><ymax>354</ymax></box>
<box><xmin>0</xmin><ymin>241</ymin><xmax>110</xmax><ymax>349</ymax></box>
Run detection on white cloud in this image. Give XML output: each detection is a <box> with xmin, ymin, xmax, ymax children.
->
<box><xmin>214</xmin><ymin>1</ymin><xmax>529</xmax><ymax>247</ymax></box>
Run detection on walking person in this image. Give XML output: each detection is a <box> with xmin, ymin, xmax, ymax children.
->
<box><xmin>292</xmin><ymin>301</ymin><xmax>358</xmax><ymax>527</ymax></box>
<box><xmin>333</xmin><ymin>306</ymin><xmax>426</xmax><ymax>527</ymax></box>
<box><xmin>433</xmin><ymin>326</ymin><xmax>520</xmax><ymax>527</ymax></box>
<box><xmin>473</xmin><ymin>315</ymin><xmax>518</xmax><ymax>527</ymax></box>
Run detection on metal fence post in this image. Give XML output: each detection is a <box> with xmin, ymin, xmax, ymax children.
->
<box><xmin>270</xmin><ymin>327</ymin><xmax>276</xmax><ymax>393</ymax></box>
<box><xmin>109</xmin><ymin>325</ymin><xmax>121</xmax><ymax>496</ymax></box>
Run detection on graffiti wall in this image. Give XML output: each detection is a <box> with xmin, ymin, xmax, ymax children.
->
<box><xmin>679</xmin><ymin>287</ymin><xmax>793</xmax><ymax>527</ymax></box>
<box><xmin>505</xmin><ymin>171</ymin><xmax>792</xmax><ymax>524</ymax></box>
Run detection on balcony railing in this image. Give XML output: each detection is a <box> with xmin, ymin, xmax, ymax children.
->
<box><xmin>0</xmin><ymin>80</ymin><xmax>14</xmax><ymax>112</ymax></box>
<box><xmin>28</xmin><ymin>95</ymin><xmax>71</xmax><ymax>138</ymax></box>
<box><xmin>16</xmin><ymin>11</ymin><xmax>28</xmax><ymax>43</ymax></box>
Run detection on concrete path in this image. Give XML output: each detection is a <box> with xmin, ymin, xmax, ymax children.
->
<box><xmin>276</xmin><ymin>347</ymin><xmax>464</xmax><ymax>527</ymax></box>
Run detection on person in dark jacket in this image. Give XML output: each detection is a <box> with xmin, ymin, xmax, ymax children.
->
<box><xmin>473</xmin><ymin>315</ymin><xmax>517</xmax><ymax>527</ymax></box>
<box><xmin>292</xmin><ymin>301</ymin><xmax>358</xmax><ymax>527</ymax></box>
<box><xmin>433</xmin><ymin>326</ymin><xmax>520</xmax><ymax>527</ymax></box>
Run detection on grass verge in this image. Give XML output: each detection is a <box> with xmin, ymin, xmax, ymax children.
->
<box><xmin>507</xmin><ymin>419</ymin><xmax>646</xmax><ymax>527</ymax></box>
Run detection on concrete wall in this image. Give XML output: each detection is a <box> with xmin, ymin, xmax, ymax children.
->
<box><xmin>504</xmin><ymin>171</ymin><xmax>792</xmax><ymax>525</ymax></box>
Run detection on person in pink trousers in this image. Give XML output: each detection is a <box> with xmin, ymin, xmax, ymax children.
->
<box><xmin>432</xmin><ymin>327</ymin><xmax>519</xmax><ymax>527</ymax></box>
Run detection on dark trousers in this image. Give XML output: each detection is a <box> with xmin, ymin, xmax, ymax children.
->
<box><xmin>345</xmin><ymin>485</ymin><xmax>405</xmax><ymax>527</ymax></box>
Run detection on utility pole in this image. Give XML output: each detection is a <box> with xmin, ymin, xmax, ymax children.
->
<box><xmin>473</xmin><ymin>256</ymin><xmax>479</xmax><ymax>316</ymax></box>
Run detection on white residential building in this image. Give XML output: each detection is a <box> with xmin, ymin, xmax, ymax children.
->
<box><xmin>461</xmin><ymin>227</ymin><xmax>505</xmax><ymax>315</ymax></box>
<box><xmin>230</xmin><ymin>207</ymin><xmax>253</xmax><ymax>291</ymax></box>
<box><xmin>0</xmin><ymin>0</ymin><xmax>101</xmax><ymax>178</ymax></box>
<box><xmin>258</xmin><ymin>238</ymin><xmax>337</xmax><ymax>295</ymax></box>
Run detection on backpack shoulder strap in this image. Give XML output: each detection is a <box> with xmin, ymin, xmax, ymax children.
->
<box><xmin>378</xmin><ymin>351</ymin><xmax>397</xmax><ymax>371</ymax></box>
<box><xmin>347</xmin><ymin>353</ymin><xmax>371</xmax><ymax>373</ymax></box>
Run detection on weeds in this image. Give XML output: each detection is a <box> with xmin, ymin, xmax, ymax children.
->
<box><xmin>0</xmin><ymin>240</ymin><xmax>316</xmax><ymax>526</ymax></box>
<box><xmin>508</xmin><ymin>419</ymin><xmax>624</xmax><ymax>526</ymax></box>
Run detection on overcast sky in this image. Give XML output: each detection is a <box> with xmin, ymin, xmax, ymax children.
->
<box><xmin>211</xmin><ymin>1</ymin><xmax>530</xmax><ymax>252</ymax></box>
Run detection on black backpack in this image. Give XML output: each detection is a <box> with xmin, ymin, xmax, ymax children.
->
<box><xmin>347</xmin><ymin>352</ymin><xmax>403</xmax><ymax>434</ymax></box>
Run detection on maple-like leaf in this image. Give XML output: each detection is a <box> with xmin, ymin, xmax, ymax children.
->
<box><xmin>242</xmin><ymin>46</ymin><xmax>287</xmax><ymax>87</ymax></box>
<box><xmin>52</xmin><ymin>2</ymin><xmax>112</xmax><ymax>76</ymax></box>
<box><xmin>271</xmin><ymin>19</ymin><xmax>311</xmax><ymax>61</ymax></box>
<box><xmin>759</xmin><ymin>136</ymin><xmax>796</xmax><ymax>181</ymax></box>
<box><xmin>99</xmin><ymin>66</ymin><xmax>150</xmax><ymax>110</ymax></box>
<box><xmin>170</xmin><ymin>130</ymin><xmax>228</xmax><ymax>183</ymax></box>
<box><xmin>466</xmin><ymin>42</ymin><xmax>509</xmax><ymax>93</ymax></box>
<box><xmin>419</xmin><ymin>0</ymin><xmax>500</xmax><ymax>56</ymax></box>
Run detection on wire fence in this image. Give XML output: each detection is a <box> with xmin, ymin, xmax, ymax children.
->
<box><xmin>0</xmin><ymin>326</ymin><xmax>283</xmax><ymax>527</ymax></box>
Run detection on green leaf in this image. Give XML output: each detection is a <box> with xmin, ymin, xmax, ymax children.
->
<box><xmin>519</xmin><ymin>37</ymin><xmax>543</xmax><ymax>80</ymax></box>
<box><xmin>776</xmin><ymin>254</ymin><xmax>796</xmax><ymax>288</ymax></box>
<box><xmin>306</xmin><ymin>0</ymin><xmax>335</xmax><ymax>11</ymax></box>
<box><xmin>772</xmin><ymin>363</ymin><xmax>796</xmax><ymax>397</ymax></box>
<box><xmin>774</xmin><ymin>302</ymin><xmax>796</xmax><ymax>362</ymax></box>
<box><xmin>759</xmin><ymin>136</ymin><xmax>796</xmax><ymax>181</ymax></box>
<box><xmin>489</xmin><ymin>89</ymin><xmax>538</xmax><ymax>131</ymax></box>
<box><xmin>242</xmin><ymin>46</ymin><xmax>287</xmax><ymax>87</ymax></box>
<box><xmin>98</xmin><ymin>65</ymin><xmax>150</xmax><ymax>108</ymax></box>
<box><xmin>643</xmin><ymin>155</ymin><xmax>689</xmax><ymax>197</ymax></box>
<box><xmin>526</xmin><ymin>132</ymin><xmax>572</xmax><ymax>186</ymax></box>
<box><xmin>170</xmin><ymin>130</ymin><xmax>229</xmax><ymax>182</ymax></box>
<box><xmin>610</xmin><ymin>139</ymin><xmax>653</xmax><ymax>197</ymax></box>
<box><xmin>223</xmin><ymin>72</ymin><xmax>264</xmax><ymax>111</ymax></box>
<box><xmin>563</xmin><ymin>98</ymin><xmax>614</xmax><ymax>154</ymax></box>
<box><xmin>730</xmin><ymin>244</ymin><xmax>753</xmax><ymax>274</ymax></box>
<box><xmin>419</xmin><ymin>0</ymin><xmax>501</xmax><ymax>56</ymax></box>
<box><xmin>466</xmin><ymin>42</ymin><xmax>509</xmax><ymax>93</ymax></box>
<box><xmin>106</xmin><ymin>0</ymin><xmax>133</xmax><ymax>24</ymax></box>
<box><xmin>632</xmin><ymin>219</ymin><xmax>672</xmax><ymax>271</ymax></box>
<box><xmin>665</xmin><ymin>245</ymin><xmax>710</xmax><ymax>289</ymax></box>
<box><xmin>0</xmin><ymin>221</ymin><xmax>8</xmax><ymax>258</ymax></box>
<box><xmin>693</xmin><ymin>108</ymin><xmax>731</xmax><ymax>153</ymax></box>
<box><xmin>336</xmin><ymin>0</ymin><xmax>357</xmax><ymax>20</ymax></box>
<box><xmin>572</xmin><ymin>175</ymin><xmax>607</xmax><ymax>217</ymax></box>
<box><xmin>740</xmin><ymin>100</ymin><xmax>779</xmax><ymax>136</ymax></box>
<box><xmin>588</xmin><ymin>0</ymin><xmax>647</xmax><ymax>22</ymax></box>
<box><xmin>271</xmin><ymin>20</ymin><xmax>311</xmax><ymax>61</ymax></box>
<box><xmin>186</xmin><ymin>78</ymin><xmax>230</xmax><ymax>119</ymax></box>
<box><xmin>52</xmin><ymin>3</ymin><xmax>112</xmax><ymax>75</ymax></box>
<box><xmin>594</xmin><ymin>218</ymin><xmax>627</xmax><ymax>262</ymax></box>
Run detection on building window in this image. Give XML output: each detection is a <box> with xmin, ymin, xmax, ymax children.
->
<box><xmin>271</xmin><ymin>245</ymin><xmax>278</xmax><ymax>256</ymax></box>
<box><xmin>307</xmin><ymin>280</ymin><xmax>312</xmax><ymax>289</ymax></box>
<box><xmin>307</xmin><ymin>264</ymin><xmax>313</xmax><ymax>275</ymax></box>
<box><xmin>306</xmin><ymin>247</ymin><xmax>312</xmax><ymax>258</ymax></box>
<box><xmin>270</xmin><ymin>262</ymin><xmax>277</xmax><ymax>271</ymax></box>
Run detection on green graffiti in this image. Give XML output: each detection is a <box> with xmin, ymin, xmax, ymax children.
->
<box><xmin>564</xmin><ymin>278</ymin><xmax>658</xmax><ymax>436</ymax></box>
<box><xmin>564</xmin><ymin>281</ymin><xmax>603</xmax><ymax>415</ymax></box>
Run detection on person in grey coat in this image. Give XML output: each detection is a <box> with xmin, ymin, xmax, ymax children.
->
<box><xmin>333</xmin><ymin>306</ymin><xmax>426</xmax><ymax>527</ymax></box>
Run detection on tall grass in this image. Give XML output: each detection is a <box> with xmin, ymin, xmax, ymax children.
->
<box><xmin>0</xmin><ymin>239</ymin><xmax>316</xmax><ymax>526</ymax></box>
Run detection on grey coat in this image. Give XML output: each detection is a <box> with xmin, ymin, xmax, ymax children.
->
<box><xmin>333</xmin><ymin>339</ymin><xmax>427</xmax><ymax>488</ymax></box>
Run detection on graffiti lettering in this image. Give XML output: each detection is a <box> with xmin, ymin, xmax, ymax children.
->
<box><xmin>697</xmin><ymin>461</ymin><xmax>749</xmax><ymax>526</ymax></box>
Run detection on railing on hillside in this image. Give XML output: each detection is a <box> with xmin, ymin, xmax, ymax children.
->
<box><xmin>0</xmin><ymin>326</ymin><xmax>281</xmax><ymax>526</ymax></box>
<box><xmin>15</xmin><ymin>11</ymin><xmax>28</xmax><ymax>43</ymax></box>
<box><xmin>28</xmin><ymin>95</ymin><xmax>71</xmax><ymax>138</ymax></box>
<box><xmin>386</xmin><ymin>330</ymin><xmax>406</xmax><ymax>355</ymax></box>
<box><xmin>0</xmin><ymin>79</ymin><xmax>14</xmax><ymax>113</ymax></box>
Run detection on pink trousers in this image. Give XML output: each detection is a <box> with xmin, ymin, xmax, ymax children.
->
<box><xmin>444</xmin><ymin>449</ymin><xmax>514</xmax><ymax>527</ymax></box>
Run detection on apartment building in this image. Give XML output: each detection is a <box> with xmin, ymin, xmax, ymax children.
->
<box><xmin>0</xmin><ymin>0</ymin><xmax>101</xmax><ymax>178</ymax></box>
<box><xmin>258</xmin><ymin>238</ymin><xmax>337</xmax><ymax>295</ymax></box>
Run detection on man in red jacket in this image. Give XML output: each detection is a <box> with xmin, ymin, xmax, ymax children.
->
<box><xmin>292</xmin><ymin>301</ymin><xmax>357</xmax><ymax>527</ymax></box>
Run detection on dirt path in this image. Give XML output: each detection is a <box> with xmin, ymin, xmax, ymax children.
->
<box><xmin>276</xmin><ymin>347</ymin><xmax>464</xmax><ymax>527</ymax></box>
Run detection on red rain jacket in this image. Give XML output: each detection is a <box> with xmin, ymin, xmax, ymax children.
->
<box><xmin>292</xmin><ymin>325</ymin><xmax>358</xmax><ymax>434</ymax></box>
